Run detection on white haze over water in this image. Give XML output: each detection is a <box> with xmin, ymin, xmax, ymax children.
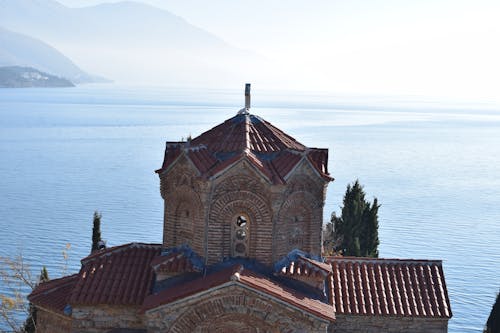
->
<box><xmin>56</xmin><ymin>0</ymin><xmax>500</xmax><ymax>101</ymax></box>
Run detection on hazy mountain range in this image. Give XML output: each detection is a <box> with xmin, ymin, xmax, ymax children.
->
<box><xmin>0</xmin><ymin>0</ymin><xmax>263</xmax><ymax>86</ymax></box>
<box><xmin>0</xmin><ymin>26</ymin><xmax>107</xmax><ymax>84</ymax></box>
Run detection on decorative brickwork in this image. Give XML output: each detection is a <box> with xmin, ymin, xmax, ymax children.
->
<box><xmin>157</xmin><ymin>113</ymin><xmax>330</xmax><ymax>267</ymax></box>
<box><xmin>208</xmin><ymin>166</ymin><xmax>273</xmax><ymax>264</ymax></box>
<box><xmin>145</xmin><ymin>284</ymin><xmax>329</xmax><ymax>333</ymax></box>
<box><xmin>275</xmin><ymin>163</ymin><xmax>326</xmax><ymax>260</ymax></box>
<box><xmin>160</xmin><ymin>155</ymin><xmax>205</xmax><ymax>254</ymax></box>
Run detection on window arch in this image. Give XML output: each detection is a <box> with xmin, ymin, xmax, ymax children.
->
<box><xmin>232</xmin><ymin>213</ymin><xmax>250</xmax><ymax>257</ymax></box>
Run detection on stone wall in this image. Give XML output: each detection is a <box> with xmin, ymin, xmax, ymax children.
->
<box><xmin>36</xmin><ymin>308</ymin><xmax>71</xmax><ymax>333</ymax></box>
<box><xmin>145</xmin><ymin>283</ymin><xmax>330</xmax><ymax>333</ymax></box>
<box><xmin>332</xmin><ymin>314</ymin><xmax>449</xmax><ymax>333</ymax></box>
<box><xmin>71</xmin><ymin>305</ymin><xmax>145</xmax><ymax>333</ymax></box>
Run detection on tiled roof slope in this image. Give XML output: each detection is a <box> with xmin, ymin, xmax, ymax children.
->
<box><xmin>190</xmin><ymin>113</ymin><xmax>306</xmax><ymax>153</ymax></box>
<box><xmin>278</xmin><ymin>255</ymin><xmax>332</xmax><ymax>278</ymax></box>
<box><xmin>70</xmin><ymin>243</ymin><xmax>161</xmax><ymax>306</ymax></box>
<box><xmin>29</xmin><ymin>274</ymin><xmax>78</xmax><ymax>315</ymax></box>
<box><xmin>156</xmin><ymin>112</ymin><xmax>332</xmax><ymax>184</ymax></box>
<box><xmin>327</xmin><ymin>257</ymin><xmax>452</xmax><ymax>318</ymax></box>
<box><xmin>142</xmin><ymin>264</ymin><xmax>334</xmax><ymax>321</ymax></box>
<box><xmin>151</xmin><ymin>245</ymin><xmax>205</xmax><ymax>274</ymax></box>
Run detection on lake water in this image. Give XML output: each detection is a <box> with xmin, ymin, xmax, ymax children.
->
<box><xmin>0</xmin><ymin>84</ymin><xmax>499</xmax><ymax>332</ymax></box>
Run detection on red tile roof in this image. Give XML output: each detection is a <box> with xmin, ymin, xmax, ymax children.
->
<box><xmin>142</xmin><ymin>264</ymin><xmax>334</xmax><ymax>321</ymax></box>
<box><xmin>156</xmin><ymin>112</ymin><xmax>332</xmax><ymax>184</ymax></box>
<box><xmin>70</xmin><ymin>243</ymin><xmax>161</xmax><ymax>306</ymax></box>
<box><xmin>28</xmin><ymin>274</ymin><xmax>78</xmax><ymax>315</ymax></box>
<box><xmin>327</xmin><ymin>257</ymin><xmax>452</xmax><ymax>318</ymax></box>
<box><xmin>191</xmin><ymin>113</ymin><xmax>306</xmax><ymax>153</ymax></box>
<box><xmin>278</xmin><ymin>256</ymin><xmax>332</xmax><ymax>279</ymax></box>
<box><xmin>151</xmin><ymin>251</ymin><xmax>200</xmax><ymax>274</ymax></box>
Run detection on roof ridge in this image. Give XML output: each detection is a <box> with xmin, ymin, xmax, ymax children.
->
<box><xmin>326</xmin><ymin>256</ymin><xmax>443</xmax><ymax>265</ymax></box>
<box><xmin>82</xmin><ymin>242</ymin><xmax>162</xmax><ymax>264</ymax></box>
<box><xmin>29</xmin><ymin>274</ymin><xmax>79</xmax><ymax>297</ymax></box>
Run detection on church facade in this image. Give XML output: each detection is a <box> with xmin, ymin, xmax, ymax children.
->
<box><xmin>29</xmin><ymin>85</ymin><xmax>452</xmax><ymax>332</ymax></box>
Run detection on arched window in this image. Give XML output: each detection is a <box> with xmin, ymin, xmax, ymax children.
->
<box><xmin>288</xmin><ymin>215</ymin><xmax>304</xmax><ymax>247</ymax></box>
<box><xmin>174</xmin><ymin>202</ymin><xmax>193</xmax><ymax>246</ymax></box>
<box><xmin>232</xmin><ymin>214</ymin><xmax>249</xmax><ymax>257</ymax></box>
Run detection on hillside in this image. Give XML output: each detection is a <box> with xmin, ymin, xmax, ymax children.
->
<box><xmin>0</xmin><ymin>0</ymin><xmax>259</xmax><ymax>85</ymax></box>
<box><xmin>0</xmin><ymin>26</ymin><xmax>107</xmax><ymax>84</ymax></box>
<box><xmin>0</xmin><ymin>66</ymin><xmax>74</xmax><ymax>88</ymax></box>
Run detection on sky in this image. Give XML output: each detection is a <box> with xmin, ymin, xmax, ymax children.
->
<box><xmin>57</xmin><ymin>0</ymin><xmax>500</xmax><ymax>100</ymax></box>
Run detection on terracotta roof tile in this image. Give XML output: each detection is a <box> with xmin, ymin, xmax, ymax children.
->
<box><xmin>142</xmin><ymin>265</ymin><xmax>334</xmax><ymax>321</ymax></box>
<box><xmin>186</xmin><ymin>147</ymin><xmax>217</xmax><ymax>174</ymax></box>
<box><xmin>271</xmin><ymin>151</ymin><xmax>302</xmax><ymax>180</ymax></box>
<box><xmin>70</xmin><ymin>243</ymin><xmax>161</xmax><ymax>306</ymax></box>
<box><xmin>29</xmin><ymin>274</ymin><xmax>78</xmax><ymax>315</ymax></box>
<box><xmin>307</xmin><ymin>148</ymin><xmax>333</xmax><ymax>180</ymax></box>
<box><xmin>157</xmin><ymin>112</ymin><xmax>332</xmax><ymax>184</ymax></box>
<box><xmin>239</xmin><ymin>268</ymin><xmax>334</xmax><ymax>321</ymax></box>
<box><xmin>151</xmin><ymin>247</ymin><xmax>204</xmax><ymax>274</ymax></box>
<box><xmin>155</xmin><ymin>142</ymin><xmax>183</xmax><ymax>173</ymax></box>
<box><xmin>278</xmin><ymin>256</ymin><xmax>332</xmax><ymax>278</ymax></box>
<box><xmin>326</xmin><ymin>257</ymin><xmax>452</xmax><ymax>318</ymax></box>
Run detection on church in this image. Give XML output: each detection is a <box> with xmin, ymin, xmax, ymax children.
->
<box><xmin>29</xmin><ymin>85</ymin><xmax>452</xmax><ymax>332</ymax></box>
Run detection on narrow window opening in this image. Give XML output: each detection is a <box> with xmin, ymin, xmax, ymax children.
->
<box><xmin>232</xmin><ymin>214</ymin><xmax>249</xmax><ymax>257</ymax></box>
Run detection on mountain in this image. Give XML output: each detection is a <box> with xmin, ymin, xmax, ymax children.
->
<box><xmin>0</xmin><ymin>0</ymin><xmax>262</xmax><ymax>85</ymax></box>
<box><xmin>0</xmin><ymin>26</ymin><xmax>108</xmax><ymax>84</ymax></box>
<box><xmin>0</xmin><ymin>66</ymin><xmax>74</xmax><ymax>88</ymax></box>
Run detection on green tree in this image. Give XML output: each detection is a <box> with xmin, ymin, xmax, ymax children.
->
<box><xmin>327</xmin><ymin>180</ymin><xmax>380</xmax><ymax>257</ymax></box>
<box><xmin>23</xmin><ymin>267</ymin><xmax>50</xmax><ymax>333</ymax></box>
<box><xmin>91</xmin><ymin>211</ymin><xmax>102</xmax><ymax>253</ymax></box>
<box><xmin>485</xmin><ymin>291</ymin><xmax>500</xmax><ymax>333</ymax></box>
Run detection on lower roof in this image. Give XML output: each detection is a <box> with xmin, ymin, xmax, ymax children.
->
<box><xmin>142</xmin><ymin>264</ymin><xmax>335</xmax><ymax>322</ymax></box>
<box><xmin>28</xmin><ymin>244</ymin><xmax>452</xmax><ymax>322</ymax></box>
<box><xmin>327</xmin><ymin>257</ymin><xmax>452</xmax><ymax>318</ymax></box>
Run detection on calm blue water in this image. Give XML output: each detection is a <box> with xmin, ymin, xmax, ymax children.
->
<box><xmin>0</xmin><ymin>84</ymin><xmax>499</xmax><ymax>332</ymax></box>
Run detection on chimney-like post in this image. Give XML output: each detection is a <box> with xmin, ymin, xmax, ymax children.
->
<box><xmin>245</xmin><ymin>83</ymin><xmax>251</xmax><ymax>109</ymax></box>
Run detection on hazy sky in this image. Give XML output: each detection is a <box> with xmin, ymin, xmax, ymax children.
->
<box><xmin>58</xmin><ymin>0</ymin><xmax>500</xmax><ymax>100</ymax></box>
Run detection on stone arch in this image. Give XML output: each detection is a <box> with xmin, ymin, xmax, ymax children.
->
<box><xmin>213</xmin><ymin>172</ymin><xmax>268</xmax><ymax>199</ymax></box>
<box><xmin>164</xmin><ymin>185</ymin><xmax>204</xmax><ymax>254</ymax></box>
<box><xmin>165</xmin><ymin>292</ymin><xmax>300</xmax><ymax>333</ymax></box>
<box><xmin>275</xmin><ymin>190</ymin><xmax>322</xmax><ymax>259</ymax></box>
<box><xmin>196</xmin><ymin>313</ymin><xmax>275</xmax><ymax>333</ymax></box>
<box><xmin>208</xmin><ymin>190</ymin><xmax>272</xmax><ymax>264</ymax></box>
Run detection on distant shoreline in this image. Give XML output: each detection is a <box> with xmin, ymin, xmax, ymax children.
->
<box><xmin>0</xmin><ymin>66</ymin><xmax>74</xmax><ymax>88</ymax></box>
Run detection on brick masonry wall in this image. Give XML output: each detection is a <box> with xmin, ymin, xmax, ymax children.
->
<box><xmin>160</xmin><ymin>155</ymin><xmax>329</xmax><ymax>266</ymax></box>
<box><xmin>208</xmin><ymin>162</ymin><xmax>273</xmax><ymax>264</ymax></box>
<box><xmin>332</xmin><ymin>314</ymin><xmax>449</xmax><ymax>333</ymax></box>
<box><xmin>36</xmin><ymin>308</ymin><xmax>72</xmax><ymax>333</ymax></box>
<box><xmin>160</xmin><ymin>155</ymin><xmax>207</xmax><ymax>255</ymax></box>
<box><xmin>274</xmin><ymin>161</ymin><xmax>327</xmax><ymax>261</ymax></box>
<box><xmin>145</xmin><ymin>283</ymin><xmax>330</xmax><ymax>333</ymax></box>
<box><xmin>71</xmin><ymin>305</ymin><xmax>145</xmax><ymax>333</ymax></box>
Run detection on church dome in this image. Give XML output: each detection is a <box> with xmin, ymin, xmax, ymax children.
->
<box><xmin>156</xmin><ymin>111</ymin><xmax>331</xmax><ymax>184</ymax></box>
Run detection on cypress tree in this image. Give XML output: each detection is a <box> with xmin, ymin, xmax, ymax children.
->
<box><xmin>40</xmin><ymin>266</ymin><xmax>49</xmax><ymax>283</ymax></box>
<box><xmin>485</xmin><ymin>291</ymin><xmax>500</xmax><ymax>333</ymax></box>
<box><xmin>91</xmin><ymin>211</ymin><xmax>102</xmax><ymax>253</ymax></box>
<box><xmin>330</xmin><ymin>180</ymin><xmax>380</xmax><ymax>257</ymax></box>
<box><xmin>23</xmin><ymin>266</ymin><xmax>50</xmax><ymax>333</ymax></box>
